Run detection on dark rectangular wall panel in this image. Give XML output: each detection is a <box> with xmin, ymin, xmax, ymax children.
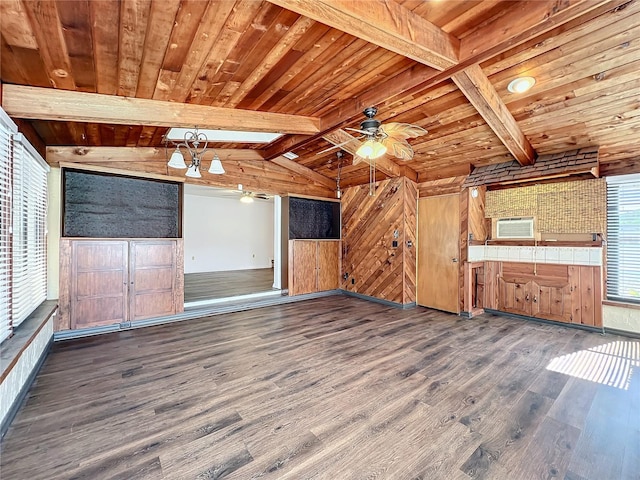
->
<box><xmin>288</xmin><ymin>197</ymin><xmax>340</xmax><ymax>239</ymax></box>
<box><xmin>63</xmin><ymin>170</ymin><xmax>180</xmax><ymax>238</ymax></box>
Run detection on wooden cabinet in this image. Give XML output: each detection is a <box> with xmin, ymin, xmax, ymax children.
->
<box><xmin>59</xmin><ymin>238</ymin><xmax>184</xmax><ymax>331</ymax></box>
<box><xmin>482</xmin><ymin>261</ymin><xmax>602</xmax><ymax>327</ymax></box>
<box><xmin>288</xmin><ymin>240</ymin><xmax>340</xmax><ymax>296</ymax></box>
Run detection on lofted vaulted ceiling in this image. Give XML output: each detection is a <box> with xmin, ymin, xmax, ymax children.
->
<box><xmin>1</xmin><ymin>0</ymin><xmax>640</xmax><ymax>198</ymax></box>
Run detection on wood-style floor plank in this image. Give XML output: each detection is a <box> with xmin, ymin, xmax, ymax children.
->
<box><xmin>1</xmin><ymin>296</ymin><xmax>639</xmax><ymax>479</ymax></box>
<box><xmin>184</xmin><ymin>268</ymin><xmax>276</xmax><ymax>302</ymax></box>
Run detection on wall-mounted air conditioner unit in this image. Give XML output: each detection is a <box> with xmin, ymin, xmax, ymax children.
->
<box><xmin>496</xmin><ymin>217</ymin><xmax>534</xmax><ymax>239</ymax></box>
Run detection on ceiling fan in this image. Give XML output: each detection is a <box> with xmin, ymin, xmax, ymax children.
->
<box><xmin>320</xmin><ymin>107</ymin><xmax>428</xmax><ymax>161</ymax></box>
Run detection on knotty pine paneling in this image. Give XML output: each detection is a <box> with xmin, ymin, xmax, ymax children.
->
<box><xmin>341</xmin><ymin>178</ymin><xmax>417</xmax><ymax>305</ymax></box>
<box><xmin>468</xmin><ymin>186</ymin><xmax>489</xmax><ymax>243</ymax></box>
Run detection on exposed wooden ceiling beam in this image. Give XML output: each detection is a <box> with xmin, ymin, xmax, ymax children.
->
<box><xmin>267</xmin><ymin>0</ymin><xmax>459</xmax><ymax>70</ymax></box>
<box><xmin>3</xmin><ymin>84</ymin><xmax>321</xmax><ymax>135</ymax></box>
<box><xmin>452</xmin><ymin>65</ymin><xmax>536</xmax><ymax>166</ymax></box>
<box><xmin>268</xmin><ymin>0</ymin><xmax>535</xmax><ymax>166</ymax></box>
<box><xmin>46</xmin><ymin>146</ymin><xmax>265</xmax><ymax>166</ymax></box>
<box><xmin>270</xmin><ymin>155</ymin><xmax>337</xmax><ymax>190</ymax></box>
<box><xmin>267</xmin><ymin>0</ymin><xmax>627</xmax><ymax>167</ymax></box>
<box><xmin>323</xmin><ymin>129</ymin><xmax>420</xmax><ymax>180</ymax></box>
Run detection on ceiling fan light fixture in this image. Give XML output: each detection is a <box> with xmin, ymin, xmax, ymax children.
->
<box><xmin>356</xmin><ymin>139</ymin><xmax>387</xmax><ymax>159</ymax></box>
<box><xmin>507</xmin><ymin>76</ymin><xmax>536</xmax><ymax>94</ymax></box>
<box><xmin>168</xmin><ymin>147</ymin><xmax>187</xmax><ymax>169</ymax></box>
<box><xmin>208</xmin><ymin>153</ymin><xmax>225</xmax><ymax>174</ymax></box>
<box><xmin>240</xmin><ymin>192</ymin><xmax>254</xmax><ymax>204</ymax></box>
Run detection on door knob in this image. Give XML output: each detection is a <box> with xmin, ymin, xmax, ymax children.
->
<box><xmin>452</xmin><ymin>258</ymin><xmax>459</xmax><ymax>263</ymax></box>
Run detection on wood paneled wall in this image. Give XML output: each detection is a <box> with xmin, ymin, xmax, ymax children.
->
<box><xmin>402</xmin><ymin>178</ymin><xmax>418</xmax><ymax>304</ymax></box>
<box><xmin>341</xmin><ymin>177</ymin><xmax>417</xmax><ymax>305</ymax></box>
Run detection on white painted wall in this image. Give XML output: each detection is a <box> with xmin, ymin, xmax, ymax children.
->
<box><xmin>183</xmin><ymin>193</ymin><xmax>274</xmax><ymax>273</ymax></box>
<box><xmin>603</xmin><ymin>305</ymin><xmax>640</xmax><ymax>334</ymax></box>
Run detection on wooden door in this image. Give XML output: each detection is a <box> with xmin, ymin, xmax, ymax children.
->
<box><xmin>71</xmin><ymin>240</ymin><xmax>128</xmax><ymax>329</ymax></box>
<box><xmin>130</xmin><ymin>241</ymin><xmax>177</xmax><ymax>321</ymax></box>
<box><xmin>417</xmin><ymin>195</ymin><xmax>460</xmax><ymax>313</ymax></box>
<box><xmin>317</xmin><ymin>241</ymin><xmax>339</xmax><ymax>291</ymax></box>
<box><xmin>289</xmin><ymin>240</ymin><xmax>317</xmax><ymax>295</ymax></box>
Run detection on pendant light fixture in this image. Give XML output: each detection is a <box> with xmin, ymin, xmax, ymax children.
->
<box><xmin>165</xmin><ymin>127</ymin><xmax>225</xmax><ymax>177</ymax></box>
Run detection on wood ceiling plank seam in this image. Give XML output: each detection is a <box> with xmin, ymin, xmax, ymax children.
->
<box><xmin>220</xmin><ymin>7</ymin><xmax>301</xmax><ymax>92</ymax></box>
<box><xmin>0</xmin><ymin>0</ymin><xmax>37</xmax><ymax>49</ymax></box>
<box><xmin>197</xmin><ymin>1</ymin><xmax>281</xmax><ymax>106</ymax></box>
<box><xmin>135</xmin><ymin>0</ymin><xmax>181</xmax><ymax>99</ymax></box>
<box><xmin>224</xmin><ymin>16</ymin><xmax>316</xmax><ymax>108</ymax></box>
<box><xmin>572</xmin><ymin>61</ymin><xmax>640</xmax><ymax>97</ymax></box>
<box><xmin>452</xmin><ymin>65</ymin><xmax>535</xmax><ymax>166</ymax></box>
<box><xmin>304</xmin><ymin>55</ymin><xmax>415</xmax><ymax>118</ymax></box>
<box><xmin>165</xmin><ymin>0</ymin><xmax>237</xmax><ymax>103</ymax></box>
<box><xmin>267</xmin><ymin>39</ymin><xmax>380</xmax><ymax>113</ymax></box>
<box><xmin>21</xmin><ymin>0</ymin><xmax>76</xmax><ymax>90</ymax></box>
<box><xmin>481</xmin><ymin>1</ymin><xmax>640</xmax><ymax>77</ymax></box>
<box><xmin>56</xmin><ymin>0</ymin><xmax>97</xmax><ymax>93</ymax></box>
<box><xmin>89</xmin><ymin>0</ymin><xmax>120</xmax><ymax>95</ymax></box>
<box><xmin>459</xmin><ymin>0</ymin><xmax>623</xmax><ymax>61</ymax></box>
<box><xmin>442</xmin><ymin>0</ymin><xmax>505</xmax><ymax>38</ymax></box>
<box><xmin>267</xmin><ymin>0</ymin><xmax>460</xmax><ymax>70</ymax></box>
<box><xmin>285</xmin><ymin>47</ymin><xmax>401</xmax><ymax>116</ymax></box>
<box><xmin>125</xmin><ymin>125</ymin><xmax>144</xmax><ymax>147</ymax></box>
<box><xmin>517</xmin><ymin>86</ymin><xmax>640</xmax><ymax>129</ymax></box>
<box><xmin>136</xmin><ymin>125</ymin><xmax>156</xmax><ymax>147</ymax></box>
<box><xmin>117</xmin><ymin>0</ymin><xmax>152</xmax><ymax>97</ymax></box>
<box><xmin>244</xmin><ymin>24</ymin><xmax>338</xmax><ymax>110</ymax></box>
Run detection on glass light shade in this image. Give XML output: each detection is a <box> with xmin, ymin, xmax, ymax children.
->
<box><xmin>507</xmin><ymin>76</ymin><xmax>535</xmax><ymax>94</ymax></box>
<box><xmin>240</xmin><ymin>194</ymin><xmax>254</xmax><ymax>204</ymax></box>
<box><xmin>208</xmin><ymin>154</ymin><xmax>225</xmax><ymax>174</ymax></box>
<box><xmin>185</xmin><ymin>164</ymin><xmax>202</xmax><ymax>178</ymax></box>
<box><xmin>356</xmin><ymin>139</ymin><xmax>387</xmax><ymax>159</ymax></box>
<box><xmin>167</xmin><ymin>148</ymin><xmax>187</xmax><ymax>169</ymax></box>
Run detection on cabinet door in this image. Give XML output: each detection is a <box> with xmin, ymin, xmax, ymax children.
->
<box><xmin>317</xmin><ymin>241</ymin><xmax>339</xmax><ymax>291</ymax></box>
<box><xmin>130</xmin><ymin>241</ymin><xmax>177</xmax><ymax>321</ymax></box>
<box><xmin>289</xmin><ymin>240</ymin><xmax>318</xmax><ymax>295</ymax></box>
<box><xmin>532</xmin><ymin>281</ymin><xmax>572</xmax><ymax>323</ymax></box>
<box><xmin>71</xmin><ymin>240</ymin><xmax>129</xmax><ymax>329</ymax></box>
<box><xmin>498</xmin><ymin>277</ymin><xmax>532</xmax><ymax>316</ymax></box>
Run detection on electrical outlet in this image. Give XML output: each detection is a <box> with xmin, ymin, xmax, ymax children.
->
<box><xmin>392</xmin><ymin>240</ymin><xmax>398</xmax><ymax>248</ymax></box>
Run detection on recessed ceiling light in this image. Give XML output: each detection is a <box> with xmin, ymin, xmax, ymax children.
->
<box><xmin>507</xmin><ymin>76</ymin><xmax>536</xmax><ymax>94</ymax></box>
<box><xmin>166</xmin><ymin>128</ymin><xmax>283</xmax><ymax>143</ymax></box>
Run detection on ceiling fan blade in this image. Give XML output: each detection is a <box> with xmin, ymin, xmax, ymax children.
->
<box><xmin>345</xmin><ymin>127</ymin><xmax>372</xmax><ymax>136</ymax></box>
<box><xmin>381</xmin><ymin>137</ymin><xmax>415</xmax><ymax>161</ymax></box>
<box><xmin>379</xmin><ymin>122</ymin><xmax>427</xmax><ymax>139</ymax></box>
<box><xmin>315</xmin><ymin>138</ymin><xmax>357</xmax><ymax>155</ymax></box>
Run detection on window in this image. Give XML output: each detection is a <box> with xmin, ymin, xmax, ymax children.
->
<box><xmin>606</xmin><ymin>174</ymin><xmax>640</xmax><ymax>304</ymax></box>
<box><xmin>0</xmin><ymin>108</ymin><xmax>49</xmax><ymax>342</ymax></box>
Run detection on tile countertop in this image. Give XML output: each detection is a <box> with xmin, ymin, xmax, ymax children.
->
<box><xmin>468</xmin><ymin>245</ymin><xmax>603</xmax><ymax>266</ymax></box>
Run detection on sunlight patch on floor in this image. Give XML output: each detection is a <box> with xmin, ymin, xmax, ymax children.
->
<box><xmin>546</xmin><ymin>341</ymin><xmax>640</xmax><ymax>390</ymax></box>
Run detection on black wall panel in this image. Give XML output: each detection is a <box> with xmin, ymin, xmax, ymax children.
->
<box><xmin>63</xmin><ymin>170</ymin><xmax>180</xmax><ymax>238</ymax></box>
<box><xmin>288</xmin><ymin>197</ymin><xmax>340</xmax><ymax>239</ymax></box>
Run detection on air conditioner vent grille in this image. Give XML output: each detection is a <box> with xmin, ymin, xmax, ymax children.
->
<box><xmin>496</xmin><ymin>218</ymin><xmax>534</xmax><ymax>239</ymax></box>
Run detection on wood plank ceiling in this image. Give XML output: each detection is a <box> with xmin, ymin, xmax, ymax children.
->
<box><xmin>1</xmin><ymin>0</ymin><xmax>639</xmax><ymax>197</ymax></box>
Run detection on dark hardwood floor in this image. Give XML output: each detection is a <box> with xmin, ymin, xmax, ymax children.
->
<box><xmin>1</xmin><ymin>296</ymin><xmax>639</xmax><ymax>479</ymax></box>
<box><xmin>184</xmin><ymin>268</ymin><xmax>276</xmax><ymax>302</ymax></box>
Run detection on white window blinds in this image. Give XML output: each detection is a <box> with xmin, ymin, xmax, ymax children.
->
<box><xmin>11</xmin><ymin>134</ymin><xmax>49</xmax><ymax>327</ymax></box>
<box><xmin>0</xmin><ymin>109</ymin><xmax>16</xmax><ymax>342</ymax></box>
<box><xmin>606</xmin><ymin>174</ymin><xmax>640</xmax><ymax>304</ymax></box>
